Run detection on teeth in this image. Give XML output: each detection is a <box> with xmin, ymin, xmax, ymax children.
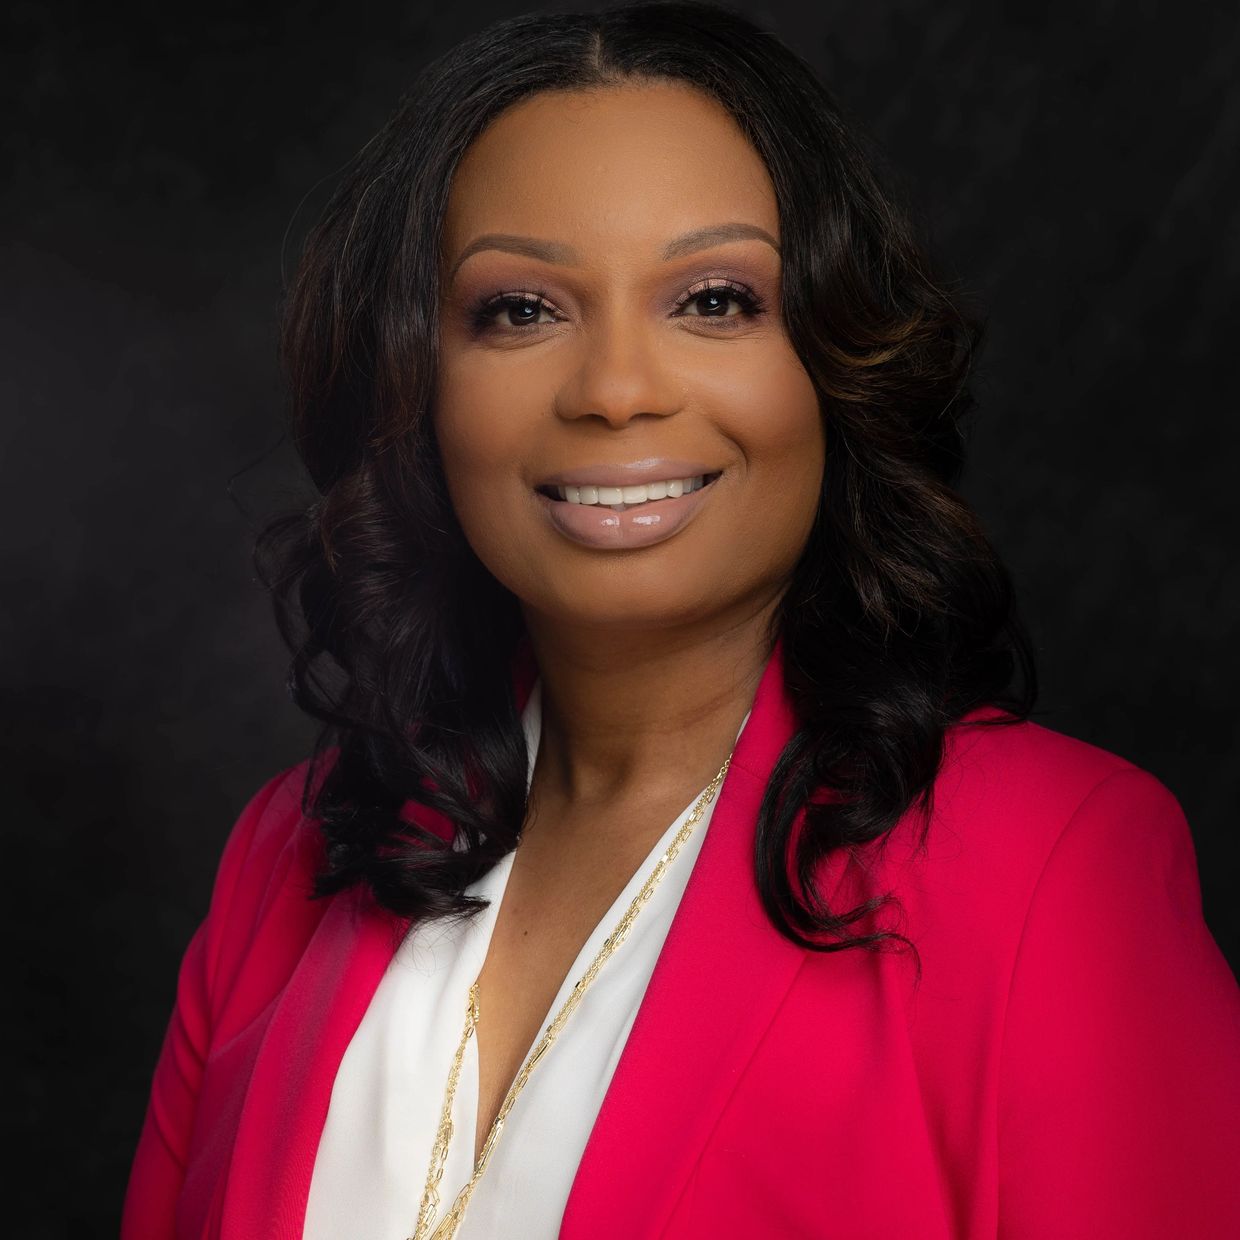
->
<box><xmin>556</xmin><ymin>474</ymin><xmax>713</xmax><ymax>507</ymax></box>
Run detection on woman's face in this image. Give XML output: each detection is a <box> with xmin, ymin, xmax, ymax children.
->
<box><xmin>435</xmin><ymin>81</ymin><xmax>824</xmax><ymax>635</ymax></box>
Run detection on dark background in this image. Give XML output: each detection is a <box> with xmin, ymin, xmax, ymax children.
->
<box><xmin>4</xmin><ymin>1</ymin><xmax>1237</xmax><ymax>1232</ymax></box>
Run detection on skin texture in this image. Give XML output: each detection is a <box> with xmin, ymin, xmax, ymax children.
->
<box><xmin>436</xmin><ymin>80</ymin><xmax>825</xmax><ymax>825</ymax></box>
<box><xmin>435</xmin><ymin>82</ymin><xmax>828</xmax><ymax>1163</ymax></box>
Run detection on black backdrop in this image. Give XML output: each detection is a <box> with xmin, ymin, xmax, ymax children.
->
<box><xmin>4</xmin><ymin>2</ymin><xmax>1237</xmax><ymax>1233</ymax></box>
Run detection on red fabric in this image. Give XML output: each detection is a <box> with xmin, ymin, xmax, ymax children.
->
<box><xmin>122</xmin><ymin>634</ymin><xmax>1240</xmax><ymax>1238</ymax></box>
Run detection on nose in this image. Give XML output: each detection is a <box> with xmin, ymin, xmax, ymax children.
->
<box><xmin>555</xmin><ymin>313</ymin><xmax>682</xmax><ymax>429</ymax></box>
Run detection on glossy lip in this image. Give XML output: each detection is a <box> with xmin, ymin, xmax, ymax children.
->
<box><xmin>534</xmin><ymin>472</ymin><xmax>722</xmax><ymax>550</ymax></box>
<box><xmin>536</xmin><ymin>459</ymin><xmax>722</xmax><ymax>489</ymax></box>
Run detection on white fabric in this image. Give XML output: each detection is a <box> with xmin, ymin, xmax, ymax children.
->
<box><xmin>303</xmin><ymin>677</ymin><xmax>752</xmax><ymax>1240</ymax></box>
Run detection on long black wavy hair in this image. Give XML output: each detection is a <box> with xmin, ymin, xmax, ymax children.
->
<box><xmin>256</xmin><ymin>0</ymin><xmax>1038</xmax><ymax>982</ymax></box>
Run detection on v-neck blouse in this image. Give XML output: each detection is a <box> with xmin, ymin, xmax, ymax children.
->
<box><xmin>302</xmin><ymin>678</ymin><xmax>754</xmax><ymax>1240</ymax></box>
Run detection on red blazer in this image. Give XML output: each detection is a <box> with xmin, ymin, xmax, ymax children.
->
<box><xmin>122</xmin><ymin>635</ymin><xmax>1240</xmax><ymax>1238</ymax></box>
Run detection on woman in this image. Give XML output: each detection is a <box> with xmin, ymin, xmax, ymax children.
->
<box><xmin>121</xmin><ymin>3</ymin><xmax>1240</xmax><ymax>1238</ymax></box>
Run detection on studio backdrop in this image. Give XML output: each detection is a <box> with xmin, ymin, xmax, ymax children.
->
<box><xmin>3</xmin><ymin>2</ymin><xmax>1236</xmax><ymax>1235</ymax></box>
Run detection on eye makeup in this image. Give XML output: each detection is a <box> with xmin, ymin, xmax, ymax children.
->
<box><xmin>464</xmin><ymin>275</ymin><xmax>769</xmax><ymax>336</ymax></box>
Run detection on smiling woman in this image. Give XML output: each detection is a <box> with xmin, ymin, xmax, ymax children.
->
<box><xmin>122</xmin><ymin>3</ymin><xmax>1240</xmax><ymax>1239</ymax></box>
<box><xmin>434</xmin><ymin>86</ymin><xmax>823</xmax><ymax>579</ymax></box>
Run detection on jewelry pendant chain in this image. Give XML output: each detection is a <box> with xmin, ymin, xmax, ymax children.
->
<box><xmin>408</xmin><ymin>750</ymin><xmax>735</xmax><ymax>1240</ymax></box>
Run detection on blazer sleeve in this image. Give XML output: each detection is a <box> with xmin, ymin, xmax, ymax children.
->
<box><xmin>120</xmin><ymin>766</ymin><xmax>298</xmax><ymax>1240</ymax></box>
<box><xmin>997</xmin><ymin>766</ymin><xmax>1240</xmax><ymax>1239</ymax></box>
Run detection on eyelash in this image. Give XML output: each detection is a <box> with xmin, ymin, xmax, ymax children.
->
<box><xmin>467</xmin><ymin>278</ymin><xmax>767</xmax><ymax>335</ymax></box>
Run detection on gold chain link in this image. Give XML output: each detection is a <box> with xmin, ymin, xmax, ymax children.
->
<box><xmin>408</xmin><ymin>750</ymin><xmax>735</xmax><ymax>1240</ymax></box>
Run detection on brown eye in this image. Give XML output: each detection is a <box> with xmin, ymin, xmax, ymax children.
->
<box><xmin>471</xmin><ymin>290</ymin><xmax>557</xmax><ymax>333</ymax></box>
<box><xmin>674</xmin><ymin>281</ymin><xmax>764</xmax><ymax>322</ymax></box>
<box><xmin>469</xmin><ymin>279</ymin><xmax>765</xmax><ymax>335</ymax></box>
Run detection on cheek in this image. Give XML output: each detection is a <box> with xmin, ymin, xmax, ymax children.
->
<box><xmin>434</xmin><ymin>425</ymin><xmax>531</xmax><ymax>592</ymax></box>
<box><xmin>720</xmin><ymin>346</ymin><xmax>825</xmax><ymax>525</ymax></box>
<box><xmin>432</xmin><ymin>395</ymin><xmax>527</xmax><ymax>573</ymax></box>
<box><xmin>771</xmin><ymin>385</ymin><xmax>826</xmax><ymax>523</ymax></box>
<box><xmin>432</xmin><ymin>367</ymin><xmax>567</xmax><ymax>601</ymax></box>
<box><xmin>434</xmin><ymin>358</ymin><xmax>530</xmax><ymax>495</ymax></box>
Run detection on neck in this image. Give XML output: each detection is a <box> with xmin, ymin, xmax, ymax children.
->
<box><xmin>519</xmin><ymin>597</ymin><xmax>779</xmax><ymax>813</ymax></box>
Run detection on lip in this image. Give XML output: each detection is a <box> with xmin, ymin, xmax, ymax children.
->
<box><xmin>535</xmin><ymin>459</ymin><xmax>721</xmax><ymax>489</ymax></box>
<box><xmin>534</xmin><ymin>472</ymin><xmax>722</xmax><ymax>551</ymax></box>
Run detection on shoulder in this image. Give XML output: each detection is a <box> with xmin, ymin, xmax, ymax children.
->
<box><xmin>197</xmin><ymin>753</ymin><xmax>336</xmax><ymax>992</ymax></box>
<box><xmin>869</xmin><ymin>709</ymin><xmax>1198</xmax><ymax>954</ymax></box>
<box><xmin>943</xmin><ymin>705</ymin><xmax>1148</xmax><ymax>810</ymax></box>
<box><xmin>932</xmin><ymin>706</ymin><xmax>1183</xmax><ymax>862</ymax></box>
<box><xmin>216</xmin><ymin>755</ymin><xmax>327</xmax><ymax>899</ymax></box>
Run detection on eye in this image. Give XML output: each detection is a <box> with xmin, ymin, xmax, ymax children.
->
<box><xmin>467</xmin><ymin>277</ymin><xmax>767</xmax><ymax>336</ymax></box>
<box><xmin>469</xmin><ymin>289</ymin><xmax>559</xmax><ymax>333</ymax></box>
<box><xmin>673</xmin><ymin>279</ymin><xmax>765</xmax><ymax>325</ymax></box>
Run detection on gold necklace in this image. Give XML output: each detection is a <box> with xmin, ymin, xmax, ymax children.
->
<box><xmin>408</xmin><ymin>750</ymin><xmax>735</xmax><ymax>1240</ymax></box>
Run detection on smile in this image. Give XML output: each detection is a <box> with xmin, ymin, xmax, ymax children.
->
<box><xmin>533</xmin><ymin>470</ymin><xmax>724</xmax><ymax>550</ymax></box>
<box><xmin>536</xmin><ymin>472</ymin><xmax>722</xmax><ymax>511</ymax></box>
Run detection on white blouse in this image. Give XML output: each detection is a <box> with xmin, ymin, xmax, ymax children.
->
<box><xmin>303</xmin><ymin>677</ymin><xmax>753</xmax><ymax>1240</ymax></box>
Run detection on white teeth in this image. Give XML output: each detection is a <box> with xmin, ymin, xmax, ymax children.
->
<box><xmin>557</xmin><ymin>474</ymin><xmax>711</xmax><ymax>506</ymax></box>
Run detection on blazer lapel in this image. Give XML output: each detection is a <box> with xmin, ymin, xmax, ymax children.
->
<box><xmin>214</xmin><ymin>634</ymin><xmax>838</xmax><ymax>1240</ymax></box>
<box><xmin>559</xmin><ymin>635</ymin><xmax>852</xmax><ymax>1239</ymax></box>
<box><xmin>213</xmin><ymin>636</ymin><xmax>541</xmax><ymax>1239</ymax></box>
<box><xmin>216</xmin><ymin>880</ymin><xmax>411</xmax><ymax>1238</ymax></box>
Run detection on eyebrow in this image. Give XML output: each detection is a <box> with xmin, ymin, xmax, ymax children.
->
<box><xmin>446</xmin><ymin>221</ymin><xmax>780</xmax><ymax>283</ymax></box>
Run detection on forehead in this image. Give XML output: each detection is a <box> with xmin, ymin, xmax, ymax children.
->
<box><xmin>441</xmin><ymin>82</ymin><xmax>779</xmax><ymax>264</ymax></box>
